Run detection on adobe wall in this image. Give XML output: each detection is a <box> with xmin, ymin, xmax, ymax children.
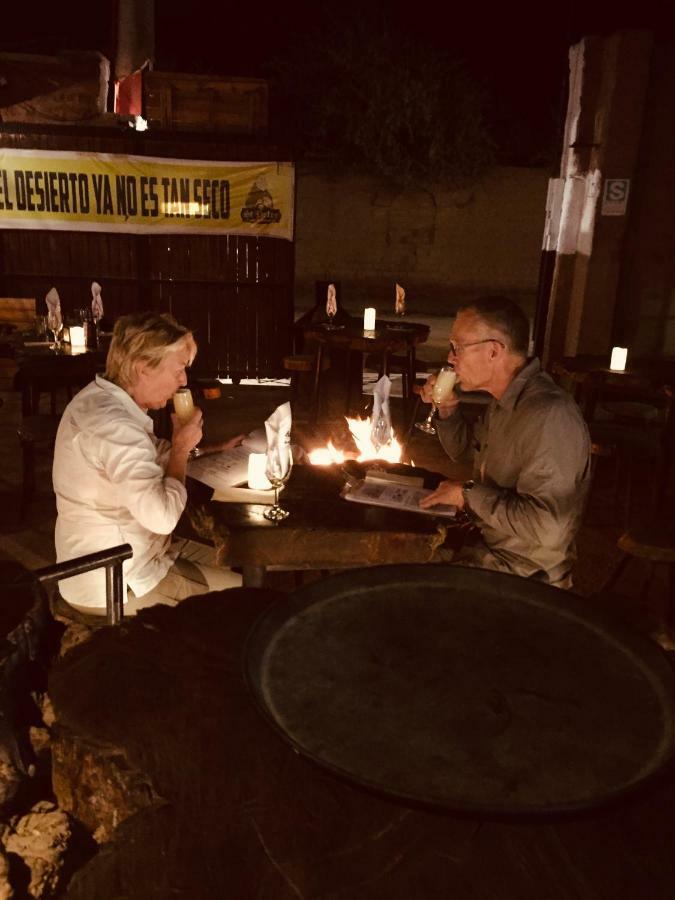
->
<box><xmin>293</xmin><ymin>163</ymin><xmax>549</xmax><ymax>318</ymax></box>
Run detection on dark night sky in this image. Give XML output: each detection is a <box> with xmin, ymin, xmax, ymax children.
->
<box><xmin>1</xmin><ymin>0</ymin><xmax>671</xmax><ymax>163</ymax></box>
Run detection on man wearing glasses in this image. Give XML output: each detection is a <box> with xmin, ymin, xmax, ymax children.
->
<box><xmin>419</xmin><ymin>295</ymin><xmax>591</xmax><ymax>588</ymax></box>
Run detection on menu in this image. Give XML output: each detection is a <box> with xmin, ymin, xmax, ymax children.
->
<box><xmin>341</xmin><ymin>473</ymin><xmax>457</xmax><ymax>519</ymax></box>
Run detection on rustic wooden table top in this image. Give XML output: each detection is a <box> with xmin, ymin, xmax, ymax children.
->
<box><xmin>183</xmin><ymin>462</ymin><xmax>471</xmax><ymax>572</ymax></box>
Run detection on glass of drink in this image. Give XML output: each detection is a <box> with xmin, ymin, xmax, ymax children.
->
<box><xmin>173</xmin><ymin>388</ymin><xmax>201</xmax><ymax>457</ymax></box>
<box><xmin>47</xmin><ymin>311</ymin><xmax>63</xmax><ymax>351</ymax></box>
<box><xmin>264</xmin><ymin>446</ymin><xmax>293</xmax><ymax>521</ymax></box>
<box><xmin>415</xmin><ymin>366</ymin><xmax>456</xmax><ymax>435</ymax></box>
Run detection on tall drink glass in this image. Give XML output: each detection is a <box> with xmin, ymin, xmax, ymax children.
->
<box><xmin>173</xmin><ymin>388</ymin><xmax>201</xmax><ymax>457</ymax></box>
<box><xmin>173</xmin><ymin>387</ymin><xmax>195</xmax><ymax>424</ymax></box>
<box><xmin>415</xmin><ymin>366</ymin><xmax>456</xmax><ymax>435</ymax></box>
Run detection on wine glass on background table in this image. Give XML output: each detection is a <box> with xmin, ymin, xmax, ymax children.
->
<box><xmin>173</xmin><ymin>388</ymin><xmax>202</xmax><ymax>458</ymax></box>
<box><xmin>264</xmin><ymin>445</ymin><xmax>293</xmax><ymax>521</ymax></box>
<box><xmin>47</xmin><ymin>311</ymin><xmax>63</xmax><ymax>351</ymax></box>
<box><xmin>415</xmin><ymin>365</ymin><xmax>456</xmax><ymax>435</ymax></box>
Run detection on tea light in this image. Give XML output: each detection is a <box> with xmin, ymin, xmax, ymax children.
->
<box><xmin>247</xmin><ymin>453</ymin><xmax>272</xmax><ymax>490</ymax></box>
<box><xmin>363</xmin><ymin>307</ymin><xmax>376</xmax><ymax>332</ymax></box>
<box><xmin>70</xmin><ymin>325</ymin><xmax>86</xmax><ymax>348</ymax></box>
<box><xmin>609</xmin><ymin>346</ymin><xmax>628</xmax><ymax>372</ymax></box>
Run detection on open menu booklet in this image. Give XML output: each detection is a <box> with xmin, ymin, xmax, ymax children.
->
<box><xmin>187</xmin><ymin>429</ymin><xmax>267</xmax><ymax>493</ymax></box>
<box><xmin>341</xmin><ymin>470</ymin><xmax>457</xmax><ymax>519</ymax></box>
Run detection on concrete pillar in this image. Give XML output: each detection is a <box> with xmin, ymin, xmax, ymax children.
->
<box><xmin>542</xmin><ymin>30</ymin><xmax>654</xmax><ymax>365</ymax></box>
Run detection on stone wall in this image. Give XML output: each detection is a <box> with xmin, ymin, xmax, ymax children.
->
<box><xmin>294</xmin><ymin>163</ymin><xmax>549</xmax><ymax>318</ymax></box>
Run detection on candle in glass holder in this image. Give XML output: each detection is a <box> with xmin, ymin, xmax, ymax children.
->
<box><xmin>247</xmin><ymin>452</ymin><xmax>272</xmax><ymax>490</ymax></box>
<box><xmin>363</xmin><ymin>308</ymin><xmax>376</xmax><ymax>332</ymax></box>
<box><xmin>70</xmin><ymin>325</ymin><xmax>86</xmax><ymax>349</ymax></box>
<box><xmin>609</xmin><ymin>347</ymin><xmax>628</xmax><ymax>372</ymax></box>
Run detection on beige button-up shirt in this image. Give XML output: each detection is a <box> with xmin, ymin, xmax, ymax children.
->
<box><xmin>436</xmin><ymin>358</ymin><xmax>591</xmax><ymax>587</ymax></box>
<box><xmin>53</xmin><ymin>375</ymin><xmax>187</xmax><ymax>607</ymax></box>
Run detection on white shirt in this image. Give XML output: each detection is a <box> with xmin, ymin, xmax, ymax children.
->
<box><xmin>53</xmin><ymin>375</ymin><xmax>187</xmax><ymax>607</ymax></box>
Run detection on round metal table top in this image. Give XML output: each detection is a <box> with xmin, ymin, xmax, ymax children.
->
<box><xmin>244</xmin><ymin>565</ymin><xmax>675</xmax><ymax>817</ymax></box>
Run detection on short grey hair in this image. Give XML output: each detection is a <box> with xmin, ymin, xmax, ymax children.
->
<box><xmin>458</xmin><ymin>295</ymin><xmax>530</xmax><ymax>356</ymax></box>
<box><xmin>105</xmin><ymin>312</ymin><xmax>196</xmax><ymax>389</ymax></box>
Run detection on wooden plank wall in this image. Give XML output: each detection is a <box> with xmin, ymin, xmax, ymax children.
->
<box><xmin>0</xmin><ymin>129</ymin><xmax>294</xmax><ymax>379</ymax></box>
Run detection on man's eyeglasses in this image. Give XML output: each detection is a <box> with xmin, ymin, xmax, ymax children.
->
<box><xmin>448</xmin><ymin>338</ymin><xmax>505</xmax><ymax>357</ymax></box>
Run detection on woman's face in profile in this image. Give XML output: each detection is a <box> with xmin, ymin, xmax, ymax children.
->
<box><xmin>128</xmin><ymin>339</ymin><xmax>196</xmax><ymax>409</ymax></box>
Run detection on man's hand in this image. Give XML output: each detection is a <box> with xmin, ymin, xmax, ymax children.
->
<box><xmin>170</xmin><ymin>409</ymin><xmax>203</xmax><ymax>456</ymax></box>
<box><xmin>419</xmin><ymin>374</ymin><xmax>460</xmax><ymax>419</ymax></box>
<box><xmin>419</xmin><ymin>479</ymin><xmax>465</xmax><ymax>510</ymax></box>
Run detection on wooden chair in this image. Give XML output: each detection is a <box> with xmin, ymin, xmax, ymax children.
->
<box><xmin>282</xmin><ymin>353</ymin><xmax>331</xmax><ymax>424</ymax></box>
<box><xmin>599</xmin><ymin>512</ymin><xmax>675</xmax><ymax>647</ymax></box>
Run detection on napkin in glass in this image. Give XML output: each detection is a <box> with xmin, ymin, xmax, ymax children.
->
<box><xmin>264</xmin><ymin>401</ymin><xmax>293</xmax><ymax>481</ymax></box>
<box><xmin>395</xmin><ymin>283</ymin><xmax>406</xmax><ymax>315</ymax></box>
<box><xmin>326</xmin><ymin>283</ymin><xmax>337</xmax><ymax>319</ymax></box>
<box><xmin>91</xmin><ymin>281</ymin><xmax>104</xmax><ymax>321</ymax></box>
<box><xmin>371</xmin><ymin>375</ymin><xmax>392</xmax><ymax>449</ymax></box>
<box><xmin>45</xmin><ymin>287</ymin><xmax>62</xmax><ymax>327</ymax></box>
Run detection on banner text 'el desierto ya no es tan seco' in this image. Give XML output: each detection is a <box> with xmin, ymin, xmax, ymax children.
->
<box><xmin>0</xmin><ymin>149</ymin><xmax>294</xmax><ymax>240</ymax></box>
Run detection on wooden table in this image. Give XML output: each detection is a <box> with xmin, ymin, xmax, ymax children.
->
<box><xmin>14</xmin><ymin>342</ymin><xmax>106</xmax><ymax>415</ymax></box>
<box><xmin>303</xmin><ymin>319</ymin><xmax>430</xmax><ymax>415</ymax></box>
<box><xmin>182</xmin><ymin>462</ymin><xmax>472</xmax><ymax>587</ymax></box>
<box><xmin>551</xmin><ymin>355</ymin><xmax>674</xmax><ymax>421</ymax></box>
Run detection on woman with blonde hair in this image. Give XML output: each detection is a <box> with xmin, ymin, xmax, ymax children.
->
<box><xmin>53</xmin><ymin>311</ymin><xmax>243</xmax><ymax>616</ymax></box>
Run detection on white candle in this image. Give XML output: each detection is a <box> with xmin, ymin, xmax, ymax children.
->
<box><xmin>363</xmin><ymin>308</ymin><xmax>376</xmax><ymax>331</ymax></box>
<box><xmin>609</xmin><ymin>346</ymin><xmax>628</xmax><ymax>372</ymax></box>
<box><xmin>70</xmin><ymin>325</ymin><xmax>86</xmax><ymax>348</ymax></box>
<box><xmin>247</xmin><ymin>453</ymin><xmax>272</xmax><ymax>490</ymax></box>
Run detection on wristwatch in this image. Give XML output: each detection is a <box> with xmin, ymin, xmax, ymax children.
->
<box><xmin>461</xmin><ymin>479</ymin><xmax>475</xmax><ymax>507</ymax></box>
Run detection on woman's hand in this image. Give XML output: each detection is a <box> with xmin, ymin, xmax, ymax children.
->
<box><xmin>196</xmin><ymin>434</ymin><xmax>247</xmax><ymax>456</ymax></box>
<box><xmin>171</xmin><ymin>409</ymin><xmax>203</xmax><ymax>456</ymax></box>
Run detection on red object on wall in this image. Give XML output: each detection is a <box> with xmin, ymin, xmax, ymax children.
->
<box><xmin>115</xmin><ymin>69</ymin><xmax>143</xmax><ymax>117</ymax></box>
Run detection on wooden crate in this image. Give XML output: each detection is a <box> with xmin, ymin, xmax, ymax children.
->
<box><xmin>144</xmin><ymin>71</ymin><xmax>268</xmax><ymax>134</ymax></box>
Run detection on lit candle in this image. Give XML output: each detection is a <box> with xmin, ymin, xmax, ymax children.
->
<box><xmin>609</xmin><ymin>346</ymin><xmax>628</xmax><ymax>372</ymax></box>
<box><xmin>363</xmin><ymin>308</ymin><xmax>376</xmax><ymax>332</ymax></box>
<box><xmin>70</xmin><ymin>325</ymin><xmax>86</xmax><ymax>348</ymax></box>
<box><xmin>247</xmin><ymin>453</ymin><xmax>272</xmax><ymax>490</ymax></box>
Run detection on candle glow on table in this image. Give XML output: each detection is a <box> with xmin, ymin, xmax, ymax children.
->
<box><xmin>248</xmin><ymin>453</ymin><xmax>272</xmax><ymax>490</ymax></box>
<box><xmin>609</xmin><ymin>347</ymin><xmax>628</xmax><ymax>372</ymax></box>
<box><xmin>363</xmin><ymin>308</ymin><xmax>376</xmax><ymax>332</ymax></box>
<box><xmin>69</xmin><ymin>325</ymin><xmax>86</xmax><ymax>348</ymax></box>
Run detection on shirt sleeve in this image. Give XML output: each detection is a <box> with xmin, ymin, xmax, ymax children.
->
<box><xmin>155</xmin><ymin>437</ymin><xmax>173</xmax><ymax>469</ymax></box>
<box><xmin>466</xmin><ymin>403</ymin><xmax>590</xmax><ymax>548</ymax></box>
<box><xmin>435</xmin><ymin>410</ymin><xmax>474</xmax><ymax>461</ymax></box>
<box><xmin>90</xmin><ymin>416</ymin><xmax>187</xmax><ymax>535</ymax></box>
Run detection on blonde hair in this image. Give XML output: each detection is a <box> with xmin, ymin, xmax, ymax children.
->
<box><xmin>105</xmin><ymin>312</ymin><xmax>196</xmax><ymax>389</ymax></box>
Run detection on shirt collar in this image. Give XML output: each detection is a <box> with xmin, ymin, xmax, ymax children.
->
<box><xmin>95</xmin><ymin>374</ymin><xmax>155</xmax><ymax>432</ymax></box>
<box><xmin>496</xmin><ymin>357</ymin><xmax>541</xmax><ymax>411</ymax></box>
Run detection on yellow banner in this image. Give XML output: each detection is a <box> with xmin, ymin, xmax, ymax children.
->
<box><xmin>0</xmin><ymin>149</ymin><xmax>294</xmax><ymax>240</ymax></box>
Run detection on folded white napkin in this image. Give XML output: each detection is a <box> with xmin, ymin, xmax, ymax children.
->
<box><xmin>91</xmin><ymin>282</ymin><xmax>104</xmax><ymax>321</ymax></box>
<box><xmin>45</xmin><ymin>287</ymin><xmax>62</xmax><ymax>326</ymax></box>
<box><xmin>395</xmin><ymin>283</ymin><xmax>406</xmax><ymax>315</ymax></box>
<box><xmin>371</xmin><ymin>375</ymin><xmax>392</xmax><ymax>448</ymax></box>
<box><xmin>264</xmin><ymin>402</ymin><xmax>293</xmax><ymax>480</ymax></box>
<box><xmin>326</xmin><ymin>283</ymin><xmax>337</xmax><ymax>318</ymax></box>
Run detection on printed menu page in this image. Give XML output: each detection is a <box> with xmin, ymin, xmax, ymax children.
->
<box><xmin>342</xmin><ymin>479</ymin><xmax>457</xmax><ymax>519</ymax></box>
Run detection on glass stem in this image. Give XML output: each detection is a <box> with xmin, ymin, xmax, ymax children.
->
<box><xmin>274</xmin><ymin>485</ymin><xmax>279</xmax><ymax>508</ymax></box>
